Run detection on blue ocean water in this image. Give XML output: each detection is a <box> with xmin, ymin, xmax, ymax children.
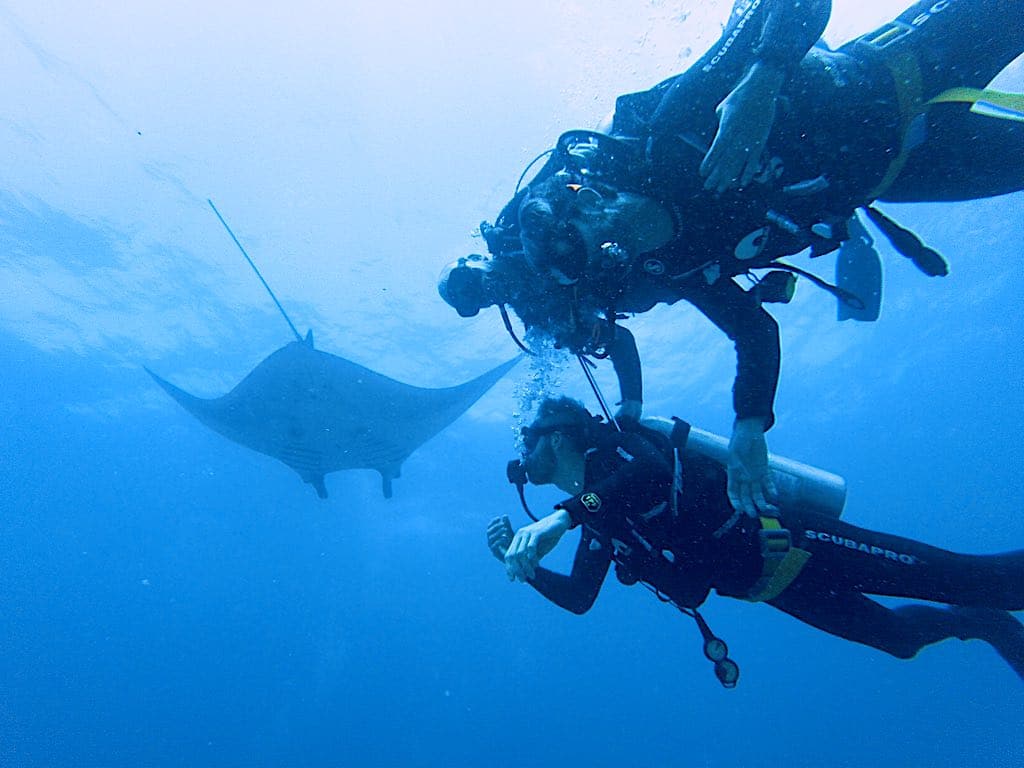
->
<box><xmin>1</xmin><ymin>2</ymin><xmax>1022</xmax><ymax>766</ymax></box>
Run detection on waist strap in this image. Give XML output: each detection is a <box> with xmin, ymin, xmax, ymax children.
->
<box><xmin>856</xmin><ymin>22</ymin><xmax>925</xmax><ymax>200</ymax></box>
<box><xmin>744</xmin><ymin>517</ymin><xmax>811</xmax><ymax>603</ymax></box>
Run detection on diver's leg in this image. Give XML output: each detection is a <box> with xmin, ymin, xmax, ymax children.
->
<box><xmin>890</xmin><ymin>0</ymin><xmax>1024</xmax><ymax>97</ymax></box>
<box><xmin>769</xmin><ymin>581</ymin><xmax>961</xmax><ymax>658</ymax></box>
<box><xmin>785</xmin><ymin>512</ymin><xmax>1024</xmax><ymax>608</ymax></box>
<box><xmin>881</xmin><ymin>109</ymin><xmax>1024</xmax><ymax>202</ymax></box>
<box><xmin>769</xmin><ymin>581</ymin><xmax>1024</xmax><ymax>678</ymax></box>
<box><xmin>880</xmin><ymin>97</ymin><xmax>1024</xmax><ymax>202</ymax></box>
<box><xmin>876</xmin><ymin>0</ymin><xmax>1024</xmax><ymax>201</ymax></box>
<box><xmin>949</xmin><ymin>607</ymin><xmax>1024</xmax><ymax>678</ymax></box>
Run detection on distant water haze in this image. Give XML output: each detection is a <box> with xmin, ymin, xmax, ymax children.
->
<box><xmin>0</xmin><ymin>2</ymin><xmax>1022</xmax><ymax>766</ymax></box>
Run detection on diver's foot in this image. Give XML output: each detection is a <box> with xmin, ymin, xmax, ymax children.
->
<box><xmin>951</xmin><ymin>606</ymin><xmax>1024</xmax><ymax>680</ymax></box>
<box><xmin>910</xmin><ymin>248</ymin><xmax>949</xmax><ymax>278</ymax></box>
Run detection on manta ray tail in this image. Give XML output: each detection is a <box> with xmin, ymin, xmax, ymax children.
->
<box><xmin>310</xmin><ymin>475</ymin><xmax>328</xmax><ymax>499</ymax></box>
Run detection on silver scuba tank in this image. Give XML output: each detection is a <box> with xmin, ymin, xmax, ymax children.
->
<box><xmin>641</xmin><ymin>417</ymin><xmax>846</xmax><ymax>519</ymax></box>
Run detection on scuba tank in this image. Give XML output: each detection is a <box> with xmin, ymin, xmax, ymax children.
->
<box><xmin>640</xmin><ymin>417</ymin><xmax>846</xmax><ymax>519</ymax></box>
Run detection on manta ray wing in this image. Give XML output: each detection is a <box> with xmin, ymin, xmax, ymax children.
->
<box><xmin>148</xmin><ymin>338</ymin><xmax>520</xmax><ymax>498</ymax></box>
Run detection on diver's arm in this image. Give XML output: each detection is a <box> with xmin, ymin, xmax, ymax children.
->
<box><xmin>489</xmin><ymin>514</ymin><xmax>609</xmax><ymax>613</ymax></box>
<box><xmin>752</xmin><ymin>0</ymin><xmax>832</xmax><ymax>75</ymax></box>
<box><xmin>700</xmin><ymin>61</ymin><xmax>786</xmax><ymax>192</ymax></box>
<box><xmin>685</xmin><ymin>278</ymin><xmax>780</xmax><ymax>515</ymax></box>
<box><xmin>684</xmin><ymin>277</ymin><xmax>779</xmax><ymax>429</ymax></box>
<box><xmin>648</xmin><ymin>0</ymin><xmax>830</xmax><ymax>137</ymax></box>
<box><xmin>700</xmin><ymin>0</ymin><xmax>832</xmax><ymax>191</ymax></box>
<box><xmin>645</xmin><ymin>1</ymin><xmax>831</xmax><ymax>190</ymax></box>
<box><xmin>527</xmin><ymin>528</ymin><xmax>613</xmax><ymax>615</ymax></box>
<box><xmin>504</xmin><ymin>509</ymin><xmax>572</xmax><ymax>582</ymax></box>
<box><xmin>607</xmin><ymin>325</ymin><xmax>644</xmax><ymax>421</ymax></box>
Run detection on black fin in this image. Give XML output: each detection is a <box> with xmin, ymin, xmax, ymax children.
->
<box><xmin>864</xmin><ymin>206</ymin><xmax>949</xmax><ymax>277</ymax></box>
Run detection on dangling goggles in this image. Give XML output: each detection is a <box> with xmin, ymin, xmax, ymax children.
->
<box><xmin>438</xmin><ymin>253</ymin><xmax>495</xmax><ymax>318</ymax></box>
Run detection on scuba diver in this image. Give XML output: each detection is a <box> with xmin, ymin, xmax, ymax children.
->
<box><xmin>488</xmin><ymin>396</ymin><xmax>1024</xmax><ymax>686</ymax></box>
<box><xmin>439</xmin><ymin>0</ymin><xmax>1024</xmax><ymax>517</ymax></box>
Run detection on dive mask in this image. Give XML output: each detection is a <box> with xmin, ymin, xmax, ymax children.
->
<box><xmin>438</xmin><ymin>253</ymin><xmax>494</xmax><ymax>317</ymax></box>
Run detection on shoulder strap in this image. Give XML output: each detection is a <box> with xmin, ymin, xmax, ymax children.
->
<box><xmin>627</xmin><ymin>417</ymin><xmax>691</xmax><ymax>518</ymax></box>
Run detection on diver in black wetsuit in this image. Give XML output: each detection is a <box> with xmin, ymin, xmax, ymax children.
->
<box><xmin>441</xmin><ymin>0</ymin><xmax>1024</xmax><ymax>518</ymax></box>
<box><xmin>488</xmin><ymin>397</ymin><xmax>1024</xmax><ymax>680</ymax></box>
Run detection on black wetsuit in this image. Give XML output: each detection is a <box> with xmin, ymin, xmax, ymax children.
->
<box><xmin>530</xmin><ymin>424</ymin><xmax>1024</xmax><ymax>660</ymax></box>
<box><xmin>496</xmin><ymin>0</ymin><xmax>1024</xmax><ymax>427</ymax></box>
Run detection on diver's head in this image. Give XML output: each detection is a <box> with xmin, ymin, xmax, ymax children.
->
<box><xmin>517</xmin><ymin>172</ymin><xmax>672</xmax><ymax>286</ymax></box>
<box><xmin>517</xmin><ymin>173</ymin><xmax>593</xmax><ymax>284</ymax></box>
<box><xmin>520</xmin><ymin>396</ymin><xmax>594</xmax><ymax>488</ymax></box>
<box><xmin>438</xmin><ymin>253</ymin><xmax>499</xmax><ymax>317</ymax></box>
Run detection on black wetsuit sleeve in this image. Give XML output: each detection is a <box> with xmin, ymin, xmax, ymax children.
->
<box><xmin>608</xmin><ymin>325</ymin><xmax>643</xmax><ymax>404</ymax></box>
<box><xmin>557</xmin><ymin>432</ymin><xmax>673</xmax><ymax>528</ymax></box>
<box><xmin>647</xmin><ymin>0</ymin><xmax>832</xmax><ymax>136</ymax></box>
<box><xmin>753</xmin><ymin>0</ymin><xmax>832</xmax><ymax>71</ymax></box>
<box><xmin>683</xmin><ymin>277</ymin><xmax>779</xmax><ymax>429</ymax></box>
<box><xmin>528</xmin><ymin>528</ymin><xmax>613</xmax><ymax>615</ymax></box>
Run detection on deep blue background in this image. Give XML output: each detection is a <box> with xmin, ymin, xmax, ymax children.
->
<box><xmin>1</xmin><ymin>1</ymin><xmax>1023</xmax><ymax>766</ymax></box>
<box><xmin>3</xmin><ymin>198</ymin><xmax>1024</xmax><ymax>767</ymax></box>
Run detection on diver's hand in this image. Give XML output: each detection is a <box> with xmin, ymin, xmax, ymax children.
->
<box><xmin>700</xmin><ymin>62</ymin><xmax>785</xmax><ymax>194</ymax></box>
<box><xmin>726</xmin><ymin>417</ymin><xmax>779</xmax><ymax>516</ymax></box>
<box><xmin>487</xmin><ymin>516</ymin><xmax>514</xmax><ymax>562</ymax></box>
<box><xmin>615</xmin><ymin>399</ymin><xmax>643</xmax><ymax>425</ymax></box>
<box><xmin>504</xmin><ymin>509</ymin><xmax>571</xmax><ymax>583</ymax></box>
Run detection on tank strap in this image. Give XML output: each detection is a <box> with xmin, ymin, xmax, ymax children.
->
<box><xmin>744</xmin><ymin>517</ymin><xmax>812</xmax><ymax>603</ymax></box>
<box><xmin>665</xmin><ymin>418</ymin><xmax>692</xmax><ymax>519</ymax></box>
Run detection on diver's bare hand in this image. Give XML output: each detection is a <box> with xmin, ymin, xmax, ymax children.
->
<box><xmin>726</xmin><ymin>417</ymin><xmax>779</xmax><ymax>516</ymax></box>
<box><xmin>504</xmin><ymin>510</ymin><xmax>571</xmax><ymax>582</ymax></box>
<box><xmin>487</xmin><ymin>516</ymin><xmax>514</xmax><ymax>562</ymax></box>
<box><xmin>701</xmin><ymin>62</ymin><xmax>785</xmax><ymax>194</ymax></box>
<box><xmin>614</xmin><ymin>399</ymin><xmax>643</xmax><ymax>425</ymax></box>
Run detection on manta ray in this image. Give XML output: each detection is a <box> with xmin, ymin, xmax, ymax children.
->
<box><xmin>148</xmin><ymin>331</ymin><xmax>519</xmax><ymax>499</ymax></box>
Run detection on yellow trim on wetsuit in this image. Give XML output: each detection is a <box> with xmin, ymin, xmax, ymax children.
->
<box><xmin>928</xmin><ymin>87</ymin><xmax>1024</xmax><ymax>123</ymax></box>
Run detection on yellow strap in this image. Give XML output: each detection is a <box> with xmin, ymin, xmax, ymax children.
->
<box><xmin>858</xmin><ymin>21</ymin><xmax>1024</xmax><ymax>198</ymax></box>
<box><xmin>746</xmin><ymin>548</ymin><xmax>812</xmax><ymax>602</ymax></box>
<box><xmin>868</xmin><ymin>51</ymin><xmax>923</xmax><ymax>200</ymax></box>
<box><xmin>927</xmin><ymin>87</ymin><xmax>1024</xmax><ymax>123</ymax></box>
<box><xmin>744</xmin><ymin>517</ymin><xmax>812</xmax><ymax>603</ymax></box>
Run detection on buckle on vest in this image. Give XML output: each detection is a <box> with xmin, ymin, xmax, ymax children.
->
<box><xmin>858</xmin><ymin>21</ymin><xmax>913</xmax><ymax>51</ymax></box>
<box><xmin>744</xmin><ymin>518</ymin><xmax>810</xmax><ymax>603</ymax></box>
<box><xmin>758</xmin><ymin>525</ymin><xmax>792</xmax><ymax>559</ymax></box>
